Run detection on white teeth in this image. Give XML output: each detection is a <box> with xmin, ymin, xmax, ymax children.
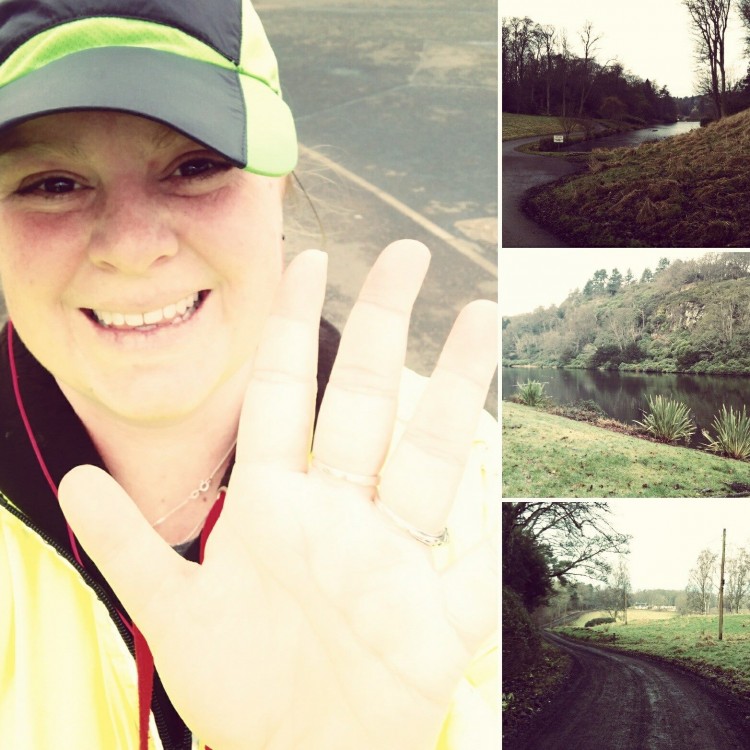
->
<box><xmin>143</xmin><ymin>308</ymin><xmax>164</xmax><ymax>325</ymax></box>
<box><xmin>125</xmin><ymin>313</ymin><xmax>144</xmax><ymax>327</ymax></box>
<box><xmin>93</xmin><ymin>292</ymin><xmax>201</xmax><ymax>329</ymax></box>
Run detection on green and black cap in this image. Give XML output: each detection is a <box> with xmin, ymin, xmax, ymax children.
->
<box><xmin>0</xmin><ymin>0</ymin><xmax>297</xmax><ymax>176</ymax></box>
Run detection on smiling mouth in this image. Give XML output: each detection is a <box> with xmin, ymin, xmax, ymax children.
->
<box><xmin>85</xmin><ymin>291</ymin><xmax>209</xmax><ymax>331</ymax></box>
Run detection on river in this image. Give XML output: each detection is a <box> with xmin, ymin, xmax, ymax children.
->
<box><xmin>560</xmin><ymin>121</ymin><xmax>701</xmax><ymax>152</ymax></box>
<box><xmin>502</xmin><ymin>367</ymin><xmax>750</xmax><ymax>448</ymax></box>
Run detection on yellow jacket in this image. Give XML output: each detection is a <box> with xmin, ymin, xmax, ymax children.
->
<box><xmin>0</xmin><ymin>368</ymin><xmax>498</xmax><ymax>749</ymax></box>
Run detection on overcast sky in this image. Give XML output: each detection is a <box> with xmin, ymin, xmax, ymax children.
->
<box><xmin>502</xmin><ymin>0</ymin><xmax>748</xmax><ymax>98</ymax></box>
<box><xmin>500</xmin><ymin>248</ymin><xmax>712</xmax><ymax>317</ymax></box>
<box><xmin>604</xmin><ymin>499</ymin><xmax>750</xmax><ymax>590</ymax></box>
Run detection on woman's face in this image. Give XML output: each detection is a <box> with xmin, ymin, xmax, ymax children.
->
<box><xmin>0</xmin><ymin>111</ymin><xmax>285</xmax><ymax>425</ymax></box>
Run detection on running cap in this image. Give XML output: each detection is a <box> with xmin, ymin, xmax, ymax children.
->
<box><xmin>0</xmin><ymin>0</ymin><xmax>297</xmax><ymax>176</ymax></box>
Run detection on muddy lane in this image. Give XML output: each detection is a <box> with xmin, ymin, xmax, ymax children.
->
<box><xmin>501</xmin><ymin>137</ymin><xmax>580</xmax><ymax>248</ymax></box>
<box><xmin>509</xmin><ymin>632</ymin><xmax>750</xmax><ymax>750</ymax></box>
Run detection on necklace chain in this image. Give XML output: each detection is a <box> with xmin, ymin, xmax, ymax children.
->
<box><xmin>151</xmin><ymin>440</ymin><xmax>237</xmax><ymax>530</ymax></box>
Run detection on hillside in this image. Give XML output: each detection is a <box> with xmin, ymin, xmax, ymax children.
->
<box><xmin>524</xmin><ymin>108</ymin><xmax>750</xmax><ymax>247</ymax></box>
<box><xmin>502</xmin><ymin>253</ymin><xmax>750</xmax><ymax>375</ymax></box>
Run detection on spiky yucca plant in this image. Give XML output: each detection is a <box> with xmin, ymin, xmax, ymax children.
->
<box><xmin>702</xmin><ymin>404</ymin><xmax>750</xmax><ymax>460</ymax></box>
<box><xmin>514</xmin><ymin>379</ymin><xmax>548</xmax><ymax>407</ymax></box>
<box><xmin>634</xmin><ymin>394</ymin><xmax>695</xmax><ymax>443</ymax></box>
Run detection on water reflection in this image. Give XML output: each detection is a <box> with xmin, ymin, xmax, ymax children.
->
<box><xmin>502</xmin><ymin>367</ymin><xmax>750</xmax><ymax>447</ymax></box>
<box><xmin>560</xmin><ymin>121</ymin><xmax>701</xmax><ymax>152</ymax></box>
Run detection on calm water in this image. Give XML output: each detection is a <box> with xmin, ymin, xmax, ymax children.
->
<box><xmin>502</xmin><ymin>367</ymin><xmax>750</xmax><ymax>447</ymax></box>
<box><xmin>561</xmin><ymin>121</ymin><xmax>701</xmax><ymax>152</ymax></box>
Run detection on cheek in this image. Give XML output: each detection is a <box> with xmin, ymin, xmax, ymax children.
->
<box><xmin>0</xmin><ymin>209</ymin><xmax>87</xmax><ymax>279</ymax></box>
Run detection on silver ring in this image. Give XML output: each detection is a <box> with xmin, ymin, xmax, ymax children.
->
<box><xmin>373</xmin><ymin>494</ymin><xmax>450</xmax><ymax>547</ymax></box>
<box><xmin>310</xmin><ymin>457</ymin><xmax>380</xmax><ymax>487</ymax></box>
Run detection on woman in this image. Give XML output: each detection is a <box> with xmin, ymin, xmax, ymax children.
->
<box><xmin>0</xmin><ymin>2</ymin><xmax>498</xmax><ymax>749</ymax></box>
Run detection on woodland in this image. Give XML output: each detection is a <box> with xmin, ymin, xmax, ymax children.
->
<box><xmin>502</xmin><ymin>252</ymin><xmax>750</xmax><ymax>375</ymax></box>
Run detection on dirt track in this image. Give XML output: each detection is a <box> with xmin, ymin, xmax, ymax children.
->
<box><xmin>508</xmin><ymin>632</ymin><xmax>750</xmax><ymax>750</ymax></box>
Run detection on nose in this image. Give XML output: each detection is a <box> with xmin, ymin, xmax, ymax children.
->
<box><xmin>87</xmin><ymin>187</ymin><xmax>179</xmax><ymax>274</ymax></box>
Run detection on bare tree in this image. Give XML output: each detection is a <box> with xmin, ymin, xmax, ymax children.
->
<box><xmin>688</xmin><ymin>548</ymin><xmax>718</xmax><ymax>614</ymax></box>
<box><xmin>503</xmin><ymin>502</ymin><xmax>631</xmax><ymax>583</ymax></box>
<box><xmin>683</xmin><ymin>0</ymin><xmax>732</xmax><ymax>118</ymax></box>
<box><xmin>725</xmin><ymin>548</ymin><xmax>750</xmax><ymax>613</ymax></box>
<box><xmin>610</xmin><ymin>557</ymin><xmax>631</xmax><ymax>624</ymax></box>
<box><xmin>538</xmin><ymin>24</ymin><xmax>557</xmax><ymax>116</ymax></box>
<box><xmin>738</xmin><ymin>0</ymin><xmax>750</xmax><ymax>53</ymax></box>
<box><xmin>577</xmin><ymin>21</ymin><xmax>602</xmax><ymax>117</ymax></box>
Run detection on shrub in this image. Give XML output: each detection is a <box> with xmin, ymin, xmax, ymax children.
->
<box><xmin>550</xmin><ymin>399</ymin><xmax>607</xmax><ymax>423</ymax></box>
<box><xmin>585</xmin><ymin>616</ymin><xmax>616</xmax><ymax>628</ymax></box>
<box><xmin>702</xmin><ymin>404</ymin><xmax>750</xmax><ymax>460</ymax></box>
<box><xmin>514</xmin><ymin>379</ymin><xmax>548</xmax><ymax>407</ymax></box>
<box><xmin>634</xmin><ymin>395</ymin><xmax>696</xmax><ymax>443</ymax></box>
<box><xmin>502</xmin><ymin>587</ymin><xmax>541</xmax><ymax>685</ymax></box>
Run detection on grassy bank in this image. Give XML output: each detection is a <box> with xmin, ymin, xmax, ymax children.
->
<box><xmin>524</xmin><ymin>108</ymin><xmax>750</xmax><ymax>247</ymax></box>
<box><xmin>503</xmin><ymin>401</ymin><xmax>750</xmax><ymax>497</ymax></box>
<box><xmin>555</xmin><ymin>612</ymin><xmax>750</xmax><ymax>700</ymax></box>
<box><xmin>502</xmin><ymin>113</ymin><xmax>583</xmax><ymax>140</ymax></box>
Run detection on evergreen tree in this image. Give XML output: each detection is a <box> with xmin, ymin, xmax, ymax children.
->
<box><xmin>607</xmin><ymin>268</ymin><xmax>623</xmax><ymax>295</ymax></box>
<box><xmin>591</xmin><ymin>268</ymin><xmax>608</xmax><ymax>294</ymax></box>
<box><xmin>640</xmin><ymin>267</ymin><xmax>654</xmax><ymax>283</ymax></box>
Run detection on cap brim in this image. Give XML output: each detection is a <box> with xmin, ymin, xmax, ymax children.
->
<box><xmin>0</xmin><ymin>47</ymin><xmax>297</xmax><ymax>176</ymax></box>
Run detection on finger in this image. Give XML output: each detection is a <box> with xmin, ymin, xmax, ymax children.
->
<box><xmin>313</xmin><ymin>240</ymin><xmax>430</xmax><ymax>479</ymax></box>
<box><xmin>378</xmin><ymin>299</ymin><xmax>498</xmax><ymax>534</ymax></box>
<box><xmin>58</xmin><ymin>465</ymin><xmax>190</xmax><ymax>630</ymax></box>
<box><xmin>236</xmin><ymin>249</ymin><xmax>328</xmax><ymax>471</ymax></box>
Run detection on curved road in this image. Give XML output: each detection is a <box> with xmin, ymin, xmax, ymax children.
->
<box><xmin>501</xmin><ymin>137</ymin><xmax>580</xmax><ymax>248</ymax></box>
<box><xmin>510</xmin><ymin>632</ymin><xmax>750</xmax><ymax>749</ymax></box>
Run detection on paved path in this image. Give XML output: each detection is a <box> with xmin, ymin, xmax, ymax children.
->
<box><xmin>501</xmin><ymin>137</ymin><xmax>580</xmax><ymax>249</ymax></box>
<box><xmin>509</xmin><ymin>632</ymin><xmax>750</xmax><ymax>750</ymax></box>
<box><xmin>260</xmin><ymin>2</ymin><xmax>497</xmax><ymax>411</ymax></box>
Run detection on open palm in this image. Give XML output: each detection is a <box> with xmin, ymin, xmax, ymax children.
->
<box><xmin>59</xmin><ymin>241</ymin><xmax>498</xmax><ymax>749</ymax></box>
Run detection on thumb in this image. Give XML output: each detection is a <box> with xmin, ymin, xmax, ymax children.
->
<box><xmin>58</xmin><ymin>464</ymin><xmax>189</xmax><ymax>627</ymax></box>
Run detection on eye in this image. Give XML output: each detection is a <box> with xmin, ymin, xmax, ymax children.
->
<box><xmin>17</xmin><ymin>175</ymin><xmax>83</xmax><ymax>196</ymax></box>
<box><xmin>173</xmin><ymin>157</ymin><xmax>233</xmax><ymax>180</ymax></box>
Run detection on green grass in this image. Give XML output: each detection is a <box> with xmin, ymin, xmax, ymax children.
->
<box><xmin>555</xmin><ymin>613</ymin><xmax>750</xmax><ymax>700</ymax></box>
<box><xmin>566</xmin><ymin>609</ymin><xmax>679</xmax><ymax>628</ymax></box>
<box><xmin>503</xmin><ymin>401</ymin><xmax>750</xmax><ymax>497</ymax></box>
<box><xmin>502</xmin><ymin>113</ymin><xmax>576</xmax><ymax>141</ymax></box>
<box><xmin>524</xmin><ymin>108</ymin><xmax>750</xmax><ymax>247</ymax></box>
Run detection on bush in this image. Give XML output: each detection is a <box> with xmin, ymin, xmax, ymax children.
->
<box><xmin>634</xmin><ymin>395</ymin><xmax>696</xmax><ymax>443</ymax></box>
<box><xmin>502</xmin><ymin>587</ymin><xmax>542</xmax><ymax>685</ymax></box>
<box><xmin>585</xmin><ymin>617</ymin><xmax>616</xmax><ymax>628</ymax></box>
<box><xmin>589</xmin><ymin>344</ymin><xmax>623</xmax><ymax>368</ymax></box>
<box><xmin>550</xmin><ymin>399</ymin><xmax>607</xmax><ymax>423</ymax></box>
<box><xmin>514</xmin><ymin>379</ymin><xmax>549</xmax><ymax>407</ymax></box>
<box><xmin>702</xmin><ymin>404</ymin><xmax>750</xmax><ymax>460</ymax></box>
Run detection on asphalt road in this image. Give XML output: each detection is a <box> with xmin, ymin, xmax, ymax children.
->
<box><xmin>259</xmin><ymin>1</ymin><xmax>497</xmax><ymax>410</ymax></box>
<box><xmin>501</xmin><ymin>137</ymin><xmax>579</xmax><ymax>249</ymax></box>
<box><xmin>509</xmin><ymin>632</ymin><xmax>750</xmax><ymax>750</ymax></box>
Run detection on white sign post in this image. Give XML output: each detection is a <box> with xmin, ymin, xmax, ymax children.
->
<box><xmin>553</xmin><ymin>134</ymin><xmax>564</xmax><ymax>143</ymax></box>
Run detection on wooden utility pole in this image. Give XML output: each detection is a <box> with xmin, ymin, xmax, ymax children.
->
<box><xmin>719</xmin><ymin>528</ymin><xmax>726</xmax><ymax>641</ymax></box>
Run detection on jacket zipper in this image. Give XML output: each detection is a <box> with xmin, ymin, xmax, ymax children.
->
<box><xmin>0</xmin><ymin>494</ymin><xmax>183</xmax><ymax>749</ymax></box>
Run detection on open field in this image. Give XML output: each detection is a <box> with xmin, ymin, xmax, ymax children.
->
<box><xmin>555</xmin><ymin>613</ymin><xmax>750</xmax><ymax>700</ymax></box>
<box><xmin>524</xmin><ymin>108</ymin><xmax>750</xmax><ymax>247</ymax></box>
<box><xmin>566</xmin><ymin>609</ymin><xmax>678</xmax><ymax>628</ymax></box>
<box><xmin>503</xmin><ymin>401</ymin><xmax>750</xmax><ymax>497</ymax></box>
